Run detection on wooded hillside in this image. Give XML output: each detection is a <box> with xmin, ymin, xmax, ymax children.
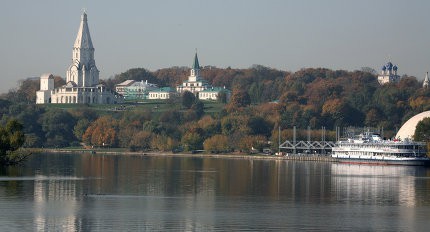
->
<box><xmin>2</xmin><ymin>66</ymin><xmax>429</xmax><ymax>151</ymax></box>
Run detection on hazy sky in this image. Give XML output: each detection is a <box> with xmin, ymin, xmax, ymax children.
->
<box><xmin>1</xmin><ymin>0</ymin><xmax>430</xmax><ymax>93</ymax></box>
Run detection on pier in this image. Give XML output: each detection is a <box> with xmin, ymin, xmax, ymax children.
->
<box><xmin>278</xmin><ymin>126</ymin><xmax>338</xmax><ymax>155</ymax></box>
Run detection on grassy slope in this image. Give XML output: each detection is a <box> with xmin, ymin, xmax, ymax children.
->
<box><xmin>43</xmin><ymin>100</ymin><xmax>226</xmax><ymax>115</ymax></box>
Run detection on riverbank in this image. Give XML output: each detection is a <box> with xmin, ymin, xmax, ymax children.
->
<box><xmin>34</xmin><ymin>148</ymin><xmax>337</xmax><ymax>162</ymax></box>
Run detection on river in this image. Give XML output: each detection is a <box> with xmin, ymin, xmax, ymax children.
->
<box><xmin>1</xmin><ymin>152</ymin><xmax>430</xmax><ymax>231</ymax></box>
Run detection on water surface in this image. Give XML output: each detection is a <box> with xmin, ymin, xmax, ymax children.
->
<box><xmin>1</xmin><ymin>153</ymin><xmax>430</xmax><ymax>231</ymax></box>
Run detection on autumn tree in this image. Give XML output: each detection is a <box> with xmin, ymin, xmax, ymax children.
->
<box><xmin>128</xmin><ymin>131</ymin><xmax>152</xmax><ymax>151</ymax></box>
<box><xmin>227</xmin><ymin>89</ymin><xmax>251</xmax><ymax>110</ymax></box>
<box><xmin>6</xmin><ymin>78</ymin><xmax>39</xmax><ymax>103</ymax></box>
<box><xmin>203</xmin><ymin>135</ymin><xmax>230</xmax><ymax>153</ymax></box>
<box><xmin>117</xmin><ymin>109</ymin><xmax>152</xmax><ymax>149</ymax></box>
<box><xmin>364</xmin><ymin>107</ymin><xmax>384</xmax><ymax>127</ymax></box>
<box><xmin>198</xmin><ymin>115</ymin><xmax>221</xmax><ymax>137</ymax></box>
<box><xmin>221</xmin><ymin>114</ymin><xmax>251</xmax><ymax>135</ymax></box>
<box><xmin>322</xmin><ymin>98</ymin><xmax>363</xmax><ymax>128</ymax></box>
<box><xmin>181</xmin><ymin>127</ymin><xmax>204</xmax><ymax>151</ymax></box>
<box><xmin>83</xmin><ymin>116</ymin><xmax>118</xmax><ymax>147</ymax></box>
<box><xmin>151</xmin><ymin>134</ymin><xmax>178</xmax><ymax>151</ymax></box>
<box><xmin>53</xmin><ymin>75</ymin><xmax>66</xmax><ymax>87</ymax></box>
<box><xmin>238</xmin><ymin>135</ymin><xmax>267</xmax><ymax>153</ymax></box>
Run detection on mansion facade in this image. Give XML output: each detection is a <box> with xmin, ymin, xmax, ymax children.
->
<box><xmin>115</xmin><ymin>80</ymin><xmax>158</xmax><ymax>100</ymax></box>
<box><xmin>115</xmin><ymin>53</ymin><xmax>230</xmax><ymax>102</ymax></box>
<box><xmin>176</xmin><ymin>53</ymin><xmax>211</xmax><ymax>94</ymax></box>
<box><xmin>176</xmin><ymin>53</ymin><xmax>229</xmax><ymax>101</ymax></box>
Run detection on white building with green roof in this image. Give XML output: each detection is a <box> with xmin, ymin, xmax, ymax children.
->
<box><xmin>116</xmin><ymin>80</ymin><xmax>158</xmax><ymax>100</ymax></box>
<box><xmin>198</xmin><ymin>87</ymin><xmax>230</xmax><ymax>101</ymax></box>
<box><xmin>148</xmin><ymin>87</ymin><xmax>178</xmax><ymax>100</ymax></box>
<box><xmin>177</xmin><ymin>53</ymin><xmax>211</xmax><ymax>94</ymax></box>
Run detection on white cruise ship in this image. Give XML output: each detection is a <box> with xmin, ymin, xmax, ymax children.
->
<box><xmin>331</xmin><ymin>131</ymin><xmax>430</xmax><ymax>166</ymax></box>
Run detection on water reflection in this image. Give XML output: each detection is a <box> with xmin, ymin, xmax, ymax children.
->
<box><xmin>0</xmin><ymin>153</ymin><xmax>430</xmax><ymax>231</ymax></box>
<box><xmin>33</xmin><ymin>175</ymin><xmax>80</xmax><ymax>231</ymax></box>
<box><xmin>331</xmin><ymin>163</ymin><xmax>423</xmax><ymax>207</ymax></box>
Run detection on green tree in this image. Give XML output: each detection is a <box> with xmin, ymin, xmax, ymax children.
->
<box><xmin>414</xmin><ymin>117</ymin><xmax>430</xmax><ymax>141</ymax></box>
<box><xmin>248</xmin><ymin>116</ymin><xmax>272</xmax><ymax>137</ymax></box>
<box><xmin>217</xmin><ymin>91</ymin><xmax>228</xmax><ymax>103</ymax></box>
<box><xmin>74</xmin><ymin>118</ymin><xmax>90</xmax><ymax>141</ymax></box>
<box><xmin>40</xmin><ymin>109</ymin><xmax>76</xmax><ymax>147</ymax></box>
<box><xmin>6</xmin><ymin>104</ymin><xmax>45</xmax><ymax>147</ymax></box>
<box><xmin>249</xmin><ymin>82</ymin><xmax>263</xmax><ymax>104</ymax></box>
<box><xmin>182</xmin><ymin>91</ymin><xmax>196</xmax><ymax>109</ymax></box>
<box><xmin>181</xmin><ymin>131</ymin><xmax>204</xmax><ymax>151</ymax></box>
<box><xmin>0</xmin><ymin>119</ymin><xmax>28</xmax><ymax>165</ymax></box>
<box><xmin>191</xmin><ymin>100</ymin><xmax>205</xmax><ymax>118</ymax></box>
<box><xmin>0</xmin><ymin>99</ymin><xmax>11</xmax><ymax>118</ymax></box>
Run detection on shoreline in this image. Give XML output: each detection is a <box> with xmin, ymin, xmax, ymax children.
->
<box><xmin>34</xmin><ymin>148</ymin><xmax>337</xmax><ymax>162</ymax></box>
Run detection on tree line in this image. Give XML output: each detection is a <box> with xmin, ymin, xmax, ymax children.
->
<box><xmin>2</xmin><ymin>65</ymin><xmax>430</xmax><ymax>152</ymax></box>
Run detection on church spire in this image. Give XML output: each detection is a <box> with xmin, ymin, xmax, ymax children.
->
<box><xmin>66</xmin><ymin>11</ymin><xmax>99</xmax><ymax>87</ymax></box>
<box><xmin>74</xmin><ymin>12</ymin><xmax>94</xmax><ymax>49</ymax></box>
<box><xmin>189</xmin><ymin>51</ymin><xmax>200</xmax><ymax>81</ymax></box>
<box><xmin>192</xmin><ymin>52</ymin><xmax>200</xmax><ymax>70</ymax></box>
<box><xmin>423</xmin><ymin>72</ymin><xmax>429</xmax><ymax>89</ymax></box>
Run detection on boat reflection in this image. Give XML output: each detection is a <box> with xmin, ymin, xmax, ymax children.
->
<box><xmin>331</xmin><ymin>163</ymin><xmax>419</xmax><ymax>207</ymax></box>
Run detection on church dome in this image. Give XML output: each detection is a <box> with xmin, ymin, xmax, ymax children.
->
<box><xmin>393</xmin><ymin>65</ymin><xmax>398</xmax><ymax>71</ymax></box>
<box><xmin>382</xmin><ymin>66</ymin><xmax>387</xmax><ymax>71</ymax></box>
<box><xmin>386</xmin><ymin>62</ymin><xmax>393</xmax><ymax>70</ymax></box>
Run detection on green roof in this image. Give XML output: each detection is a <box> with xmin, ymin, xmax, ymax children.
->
<box><xmin>200</xmin><ymin>87</ymin><xmax>230</xmax><ymax>93</ymax></box>
<box><xmin>192</xmin><ymin>52</ymin><xmax>200</xmax><ymax>70</ymax></box>
<box><xmin>151</xmin><ymin>87</ymin><xmax>175</xmax><ymax>92</ymax></box>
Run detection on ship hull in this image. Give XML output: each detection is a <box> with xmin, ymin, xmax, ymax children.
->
<box><xmin>334</xmin><ymin>157</ymin><xmax>430</xmax><ymax>166</ymax></box>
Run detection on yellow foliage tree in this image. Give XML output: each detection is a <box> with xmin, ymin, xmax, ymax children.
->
<box><xmin>238</xmin><ymin>135</ymin><xmax>266</xmax><ymax>153</ymax></box>
<box><xmin>203</xmin><ymin>134</ymin><xmax>229</xmax><ymax>152</ymax></box>
<box><xmin>83</xmin><ymin>116</ymin><xmax>118</xmax><ymax>147</ymax></box>
<box><xmin>151</xmin><ymin>134</ymin><xmax>178</xmax><ymax>151</ymax></box>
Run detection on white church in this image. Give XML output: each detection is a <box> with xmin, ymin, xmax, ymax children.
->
<box><xmin>377</xmin><ymin>61</ymin><xmax>400</xmax><ymax>85</ymax></box>
<box><xmin>36</xmin><ymin>12</ymin><xmax>121</xmax><ymax>104</ymax></box>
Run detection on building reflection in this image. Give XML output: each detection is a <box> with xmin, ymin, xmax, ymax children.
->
<box><xmin>21</xmin><ymin>153</ymin><xmax>430</xmax><ymax>231</ymax></box>
<box><xmin>78</xmin><ymin>154</ymin><xmax>219</xmax><ymax>230</ymax></box>
<box><xmin>33</xmin><ymin>175</ymin><xmax>81</xmax><ymax>231</ymax></box>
